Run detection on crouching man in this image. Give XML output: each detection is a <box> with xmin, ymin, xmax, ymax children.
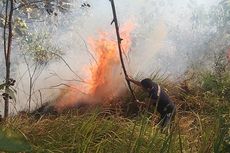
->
<box><xmin>126</xmin><ymin>76</ymin><xmax>176</xmax><ymax>128</ymax></box>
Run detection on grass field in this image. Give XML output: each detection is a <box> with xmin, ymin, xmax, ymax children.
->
<box><xmin>1</xmin><ymin>65</ymin><xmax>230</xmax><ymax>153</ymax></box>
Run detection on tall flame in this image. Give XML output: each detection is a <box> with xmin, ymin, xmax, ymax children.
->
<box><xmin>55</xmin><ymin>21</ymin><xmax>135</xmax><ymax>111</ymax></box>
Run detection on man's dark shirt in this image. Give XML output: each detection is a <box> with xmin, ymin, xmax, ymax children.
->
<box><xmin>149</xmin><ymin>82</ymin><xmax>175</xmax><ymax>116</ymax></box>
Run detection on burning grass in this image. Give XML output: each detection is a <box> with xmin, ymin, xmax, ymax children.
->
<box><xmin>1</xmin><ymin>18</ymin><xmax>230</xmax><ymax>153</ymax></box>
<box><xmin>51</xmin><ymin>22</ymin><xmax>135</xmax><ymax>112</ymax></box>
<box><xmin>2</xmin><ymin>74</ymin><xmax>230</xmax><ymax>153</ymax></box>
<box><xmin>2</xmin><ymin>55</ymin><xmax>230</xmax><ymax>152</ymax></box>
<box><xmin>2</xmin><ymin>105</ymin><xmax>229</xmax><ymax>153</ymax></box>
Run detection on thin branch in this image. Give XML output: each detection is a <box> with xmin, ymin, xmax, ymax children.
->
<box><xmin>76</xmin><ymin>31</ymin><xmax>98</xmax><ymax>65</ymax></box>
<box><xmin>32</xmin><ymin>64</ymin><xmax>45</xmax><ymax>86</ymax></box>
<box><xmin>22</xmin><ymin>54</ymin><xmax>33</xmax><ymax>111</ymax></box>
<box><xmin>109</xmin><ymin>0</ymin><xmax>137</xmax><ymax>101</ymax></box>
<box><xmin>3</xmin><ymin>0</ymin><xmax>9</xmax><ymax>60</ymax></box>
<box><xmin>38</xmin><ymin>90</ymin><xmax>43</xmax><ymax>106</ymax></box>
<box><xmin>45</xmin><ymin>71</ymin><xmax>88</xmax><ymax>84</ymax></box>
<box><xmin>15</xmin><ymin>62</ymin><xmax>37</xmax><ymax>87</ymax></box>
<box><xmin>51</xmin><ymin>52</ymin><xmax>86</xmax><ymax>83</ymax></box>
<box><xmin>6</xmin><ymin>0</ymin><xmax>13</xmax><ymax>67</ymax></box>
<box><xmin>23</xmin><ymin>54</ymin><xmax>32</xmax><ymax>79</ymax></box>
<box><xmin>49</xmin><ymin>83</ymin><xmax>88</xmax><ymax>95</ymax></box>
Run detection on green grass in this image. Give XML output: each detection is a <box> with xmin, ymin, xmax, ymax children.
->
<box><xmin>1</xmin><ymin>63</ymin><xmax>230</xmax><ymax>153</ymax></box>
<box><xmin>1</xmin><ymin>104</ymin><xmax>229</xmax><ymax>153</ymax></box>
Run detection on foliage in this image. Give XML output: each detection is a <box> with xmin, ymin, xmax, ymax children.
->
<box><xmin>201</xmin><ymin>51</ymin><xmax>230</xmax><ymax>101</ymax></box>
<box><xmin>0</xmin><ymin>111</ymin><xmax>187</xmax><ymax>152</ymax></box>
<box><xmin>20</xmin><ymin>32</ymin><xmax>62</xmax><ymax>65</ymax></box>
<box><xmin>0</xmin><ymin>0</ymin><xmax>73</xmax><ymax>38</ymax></box>
<box><xmin>14</xmin><ymin>17</ymin><xmax>28</xmax><ymax>36</ymax></box>
<box><xmin>0</xmin><ymin>60</ymin><xmax>229</xmax><ymax>152</ymax></box>
<box><xmin>214</xmin><ymin>117</ymin><xmax>230</xmax><ymax>153</ymax></box>
<box><xmin>0</xmin><ymin>127</ymin><xmax>31</xmax><ymax>152</ymax></box>
<box><xmin>1</xmin><ymin>104</ymin><xmax>228</xmax><ymax>153</ymax></box>
<box><xmin>201</xmin><ymin>71</ymin><xmax>230</xmax><ymax>101</ymax></box>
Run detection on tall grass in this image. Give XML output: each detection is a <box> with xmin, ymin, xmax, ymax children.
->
<box><xmin>1</xmin><ymin>55</ymin><xmax>230</xmax><ymax>153</ymax></box>
<box><xmin>1</xmin><ymin>104</ymin><xmax>229</xmax><ymax>153</ymax></box>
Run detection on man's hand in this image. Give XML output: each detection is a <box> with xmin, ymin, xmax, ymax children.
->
<box><xmin>135</xmin><ymin>100</ymin><xmax>147</xmax><ymax>108</ymax></box>
<box><xmin>126</xmin><ymin>75</ymin><xmax>132</xmax><ymax>81</ymax></box>
<box><xmin>126</xmin><ymin>76</ymin><xmax>142</xmax><ymax>87</ymax></box>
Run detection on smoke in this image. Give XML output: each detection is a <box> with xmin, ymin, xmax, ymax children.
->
<box><xmin>0</xmin><ymin>0</ymin><xmax>223</xmax><ymax>115</ymax></box>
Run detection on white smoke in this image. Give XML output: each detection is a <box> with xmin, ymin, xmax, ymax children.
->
<box><xmin>0</xmin><ymin>0</ymin><xmax>222</xmax><ymax>115</ymax></box>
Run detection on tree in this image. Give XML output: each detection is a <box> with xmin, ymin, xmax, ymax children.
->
<box><xmin>0</xmin><ymin>0</ymin><xmax>73</xmax><ymax>118</ymax></box>
<box><xmin>0</xmin><ymin>0</ymin><xmax>89</xmax><ymax>117</ymax></box>
<box><xmin>2</xmin><ymin>0</ymin><xmax>14</xmax><ymax>118</ymax></box>
<box><xmin>19</xmin><ymin>32</ymin><xmax>62</xmax><ymax>111</ymax></box>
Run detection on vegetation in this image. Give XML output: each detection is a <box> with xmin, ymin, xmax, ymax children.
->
<box><xmin>0</xmin><ymin>0</ymin><xmax>230</xmax><ymax>153</ymax></box>
<box><xmin>1</xmin><ymin>59</ymin><xmax>230</xmax><ymax>152</ymax></box>
<box><xmin>0</xmin><ymin>0</ymin><xmax>73</xmax><ymax>117</ymax></box>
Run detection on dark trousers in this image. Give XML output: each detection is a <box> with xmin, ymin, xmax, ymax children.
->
<box><xmin>159</xmin><ymin>104</ymin><xmax>176</xmax><ymax>128</ymax></box>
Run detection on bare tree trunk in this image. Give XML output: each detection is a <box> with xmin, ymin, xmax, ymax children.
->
<box><xmin>4</xmin><ymin>0</ymin><xmax>14</xmax><ymax>118</ymax></box>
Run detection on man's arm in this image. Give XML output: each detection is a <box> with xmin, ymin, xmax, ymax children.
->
<box><xmin>126</xmin><ymin>76</ymin><xmax>142</xmax><ymax>87</ymax></box>
<box><xmin>126</xmin><ymin>76</ymin><xmax>147</xmax><ymax>108</ymax></box>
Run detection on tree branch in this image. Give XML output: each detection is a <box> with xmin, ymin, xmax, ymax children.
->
<box><xmin>51</xmin><ymin>52</ymin><xmax>86</xmax><ymax>83</ymax></box>
<box><xmin>3</xmin><ymin>0</ymin><xmax>9</xmax><ymax>60</ymax></box>
<box><xmin>109</xmin><ymin>0</ymin><xmax>137</xmax><ymax>101</ymax></box>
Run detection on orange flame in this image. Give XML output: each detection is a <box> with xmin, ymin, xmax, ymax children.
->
<box><xmin>88</xmin><ymin>33</ymin><xmax>119</xmax><ymax>99</ymax></box>
<box><xmin>55</xmin><ymin>21</ymin><xmax>135</xmax><ymax>111</ymax></box>
<box><xmin>54</xmin><ymin>84</ymin><xmax>87</xmax><ymax>111</ymax></box>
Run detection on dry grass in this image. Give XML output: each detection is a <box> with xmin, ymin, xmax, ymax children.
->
<box><xmin>1</xmin><ymin>70</ymin><xmax>230</xmax><ymax>153</ymax></box>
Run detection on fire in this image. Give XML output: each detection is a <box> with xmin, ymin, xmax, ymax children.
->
<box><xmin>54</xmin><ymin>84</ymin><xmax>88</xmax><ymax>111</ymax></box>
<box><xmin>88</xmin><ymin>33</ymin><xmax>119</xmax><ymax>99</ymax></box>
<box><xmin>55</xmin><ymin>21</ymin><xmax>135</xmax><ymax>111</ymax></box>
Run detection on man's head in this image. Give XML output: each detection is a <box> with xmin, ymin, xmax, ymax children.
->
<box><xmin>141</xmin><ymin>78</ymin><xmax>154</xmax><ymax>91</ymax></box>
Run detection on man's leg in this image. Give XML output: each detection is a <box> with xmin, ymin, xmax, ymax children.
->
<box><xmin>159</xmin><ymin>113</ymin><xmax>172</xmax><ymax>128</ymax></box>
